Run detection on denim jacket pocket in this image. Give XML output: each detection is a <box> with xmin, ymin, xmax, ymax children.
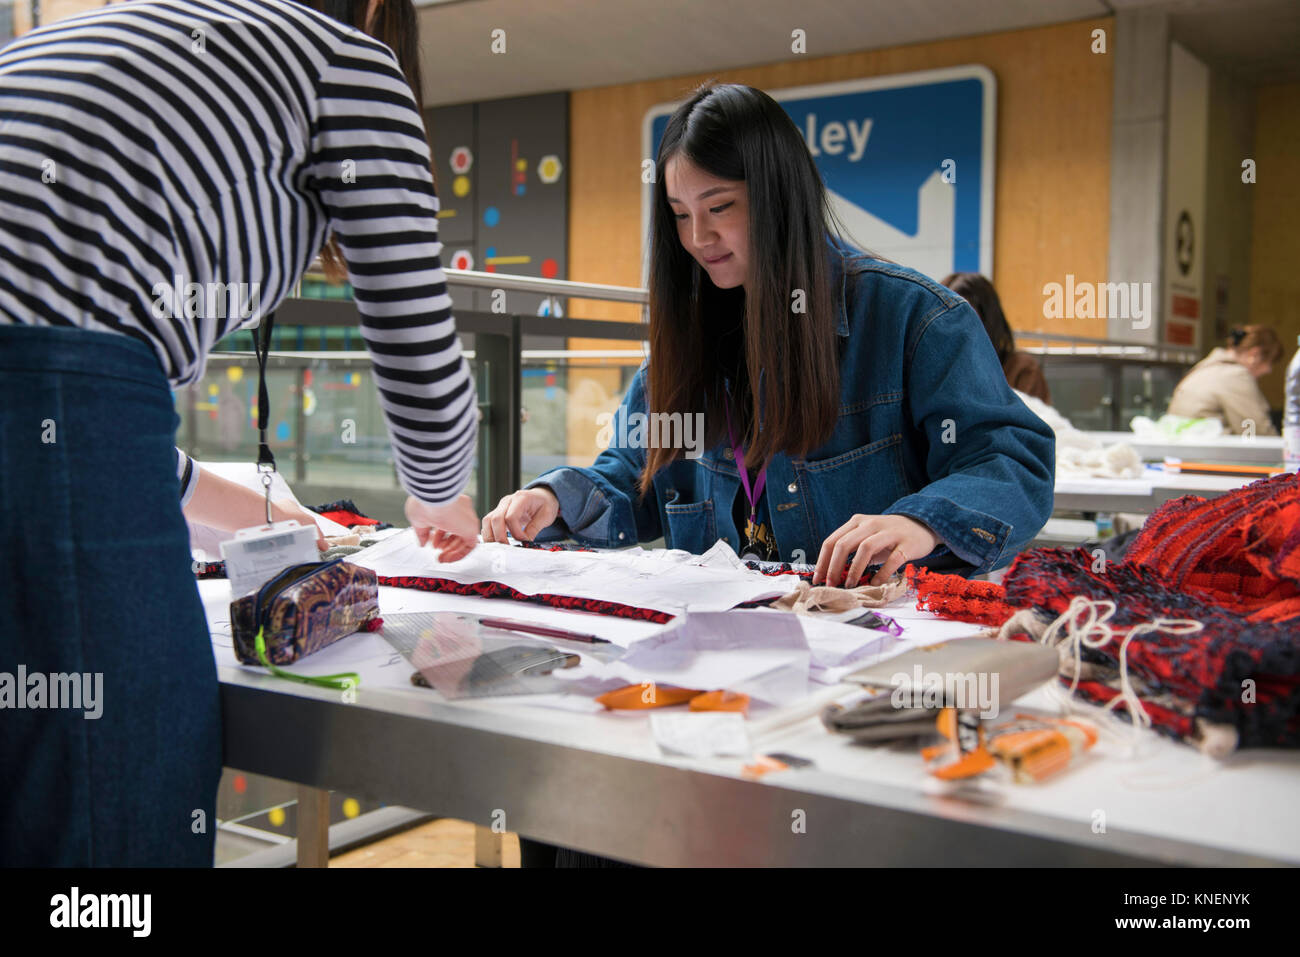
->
<box><xmin>800</xmin><ymin>433</ymin><xmax>908</xmax><ymax>541</ymax></box>
<box><xmin>663</xmin><ymin>500</ymin><xmax>718</xmax><ymax>554</ymax></box>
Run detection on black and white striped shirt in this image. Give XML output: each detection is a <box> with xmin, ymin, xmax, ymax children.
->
<box><xmin>0</xmin><ymin>0</ymin><xmax>476</xmax><ymax>505</ymax></box>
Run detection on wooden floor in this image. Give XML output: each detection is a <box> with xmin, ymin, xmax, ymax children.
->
<box><xmin>330</xmin><ymin>819</ymin><xmax>521</xmax><ymax>868</ymax></box>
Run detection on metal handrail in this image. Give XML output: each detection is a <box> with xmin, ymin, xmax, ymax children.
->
<box><xmin>305</xmin><ymin>265</ymin><xmax>1198</xmax><ymax>361</ymax></box>
<box><xmin>296</xmin><ymin>260</ymin><xmax>649</xmax><ymax>306</ymax></box>
<box><xmin>1015</xmin><ymin>330</ymin><xmax>1199</xmax><ymax>364</ymax></box>
<box><xmin>444</xmin><ymin>268</ymin><xmax>647</xmax><ymax>304</ymax></box>
<box><xmin>205</xmin><ymin>349</ymin><xmax>646</xmax><ymax>362</ymax></box>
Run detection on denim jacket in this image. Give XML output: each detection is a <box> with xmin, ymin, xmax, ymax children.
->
<box><xmin>526</xmin><ymin>246</ymin><xmax>1056</xmax><ymax>574</ymax></box>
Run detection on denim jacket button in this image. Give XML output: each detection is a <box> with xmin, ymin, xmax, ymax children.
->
<box><xmin>618</xmin><ymin>532</ymin><xmax>626</xmax><ymax>541</ymax></box>
<box><xmin>787</xmin><ymin>482</ymin><xmax>798</xmax><ymax>493</ymax></box>
<box><xmin>724</xmin><ymin>448</ymin><xmax>734</xmax><ymax>460</ymax></box>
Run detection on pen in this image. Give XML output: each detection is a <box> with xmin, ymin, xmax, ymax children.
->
<box><xmin>478</xmin><ymin>616</ymin><xmax>611</xmax><ymax>644</ymax></box>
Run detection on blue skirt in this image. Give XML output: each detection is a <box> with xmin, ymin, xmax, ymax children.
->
<box><xmin>0</xmin><ymin>325</ymin><xmax>221</xmax><ymax>866</ymax></box>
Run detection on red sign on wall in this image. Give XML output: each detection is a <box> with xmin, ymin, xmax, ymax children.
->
<box><xmin>1171</xmin><ymin>294</ymin><xmax>1200</xmax><ymax>319</ymax></box>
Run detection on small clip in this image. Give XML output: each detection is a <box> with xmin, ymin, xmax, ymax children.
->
<box><xmin>259</xmin><ymin>466</ymin><xmax>274</xmax><ymax>525</ymax></box>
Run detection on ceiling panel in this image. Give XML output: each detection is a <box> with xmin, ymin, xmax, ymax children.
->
<box><xmin>414</xmin><ymin>0</ymin><xmax>1298</xmax><ymax>108</ymax></box>
<box><xmin>414</xmin><ymin>0</ymin><xmax>1110</xmax><ymax>106</ymax></box>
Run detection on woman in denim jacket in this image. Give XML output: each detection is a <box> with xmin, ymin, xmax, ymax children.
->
<box><xmin>483</xmin><ymin>83</ymin><xmax>1055</xmax><ymax>588</ymax></box>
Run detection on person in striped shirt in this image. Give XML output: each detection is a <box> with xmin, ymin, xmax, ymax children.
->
<box><xmin>0</xmin><ymin>0</ymin><xmax>478</xmax><ymax>865</ymax></box>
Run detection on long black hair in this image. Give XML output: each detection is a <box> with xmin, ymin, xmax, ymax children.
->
<box><xmin>941</xmin><ymin>272</ymin><xmax>1015</xmax><ymax>366</ymax></box>
<box><xmin>313</xmin><ymin>0</ymin><xmax>433</xmax><ymax>282</ymax></box>
<box><xmin>319</xmin><ymin>0</ymin><xmax>425</xmax><ymax>113</ymax></box>
<box><xmin>642</xmin><ymin>82</ymin><xmax>841</xmax><ymax>493</ymax></box>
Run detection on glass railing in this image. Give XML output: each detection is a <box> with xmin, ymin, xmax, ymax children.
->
<box><xmin>180</xmin><ymin>278</ymin><xmax>1203</xmax><ymax>517</ymax></box>
<box><xmin>175</xmin><ymin>349</ymin><xmax>645</xmax><ymax>521</ymax></box>
<box><xmin>177</xmin><ymin>269</ymin><xmax>648</xmax><ymax>523</ymax></box>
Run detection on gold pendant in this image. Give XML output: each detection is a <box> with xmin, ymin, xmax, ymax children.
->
<box><xmin>744</xmin><ymin>518</ymin><xmax>774</xmax><ymax>560</ymax></box>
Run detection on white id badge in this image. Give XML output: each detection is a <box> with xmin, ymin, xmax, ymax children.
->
<box><xmin>220</xmin><ymin>521</ymin><xmax>321</xmax><ymax>597</ymax></box>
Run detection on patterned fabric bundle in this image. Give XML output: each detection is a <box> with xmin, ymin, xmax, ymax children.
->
<box><xmin>376</xmin><ymin>575</ymin><xmax>675</xmax><ymax>624</ymax></box>
<box><xmin>909</xmin><ymin>474</ymin><xmax>1300</xmax><ymax>750</ymax></box>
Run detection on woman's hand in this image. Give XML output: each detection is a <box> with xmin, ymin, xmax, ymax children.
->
<box><xmin>271</xmin><ymin>499</ymin><xmax>328</xmax><ymax>550</ymax></box>
<box><xmin>405</xmin><ymin>493</ymin><xmax>479</xmax><ymax>563</ymax></box>
<box><xmin>480</xmin><ymin>487</ymin><xmax>559</xmax><ymax>543</ymax></box>
<box><xmin>813</xmin><ymin>514</ymin><xmax>941</xmax><ymax>587</ymax></box>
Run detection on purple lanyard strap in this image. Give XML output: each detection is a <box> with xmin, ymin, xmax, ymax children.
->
<box><xmin>723</xmin><ymin>393</ymin><xmax>767</xmax><ymax>521</ymax></box>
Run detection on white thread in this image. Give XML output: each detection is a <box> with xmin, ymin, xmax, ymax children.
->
<box><xmin>1026</xmin><ymin>596</ymin><xmax>1203</xmax><ymax>752</ymax></box>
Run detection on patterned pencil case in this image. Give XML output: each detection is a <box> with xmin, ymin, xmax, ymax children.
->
<box><xmin>231</xmin><ymin>559</ymin><xmax>380</xmax><ymax>666</ymax></box>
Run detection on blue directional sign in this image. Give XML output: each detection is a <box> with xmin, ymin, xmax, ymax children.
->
<box><xmin>643</xmin><ymin>66</ymin><xmax>995</xmax><ymax>281</ymax></box>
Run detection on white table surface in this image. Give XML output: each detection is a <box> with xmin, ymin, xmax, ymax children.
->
<box><xmin>203</xmin><ymin>577</ymin><xmax>1300</xmax><ymax>866</ymax></box>
<box><xmin>1054</xmin><ymin>470</ymin><xmax>1260</xmax><ymax>513</ymax></box>
<box><xmin>1084</xmin><ymin>431</ymin><xmax>1284</xmax><ymax>466</ymax></box>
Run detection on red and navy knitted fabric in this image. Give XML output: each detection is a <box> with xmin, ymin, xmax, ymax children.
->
<box><xmin>909</xmin><ymin>474</ymin><xmax>1300</xmax><ymax>749</ymax></box>
<box><xmin>915</xmin><ymin>474</ymin><xmax>1300</xmax><ymax>626</ymax></box>
<box><xmin>1121</xmin><ymin>473</ymin><xmax>1300</xmax><ymax>621</ymax></box>
<box><xmin>1002</xmin><ymin>548</ymin><xmax>1300</xmax><ymax>748</ymax></box>
<box><xmin>194</xmin><ymin>559</ymin><xmax>227</xmax><ymax>580</ymax></box>
<box><xmin>307</xmin><ymin>499</ymin><xmax>394</xmax><ymax>531</ymax></box>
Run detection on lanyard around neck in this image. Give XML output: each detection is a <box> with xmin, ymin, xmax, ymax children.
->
<box><xmin>723</xmin><ymin>392</ymin><xmax>766</xmax><ymax>518</ymax></box>
<box><xmin>250</xmin><ymin>311</ymin><xmax>277</xmax><ymax>524</ymax></box>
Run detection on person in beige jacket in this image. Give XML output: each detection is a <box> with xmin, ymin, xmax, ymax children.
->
<box><xmin>1167</xmin><ymin>326</ymin><xmax>1284</xmax><ymax>435</ymax></box>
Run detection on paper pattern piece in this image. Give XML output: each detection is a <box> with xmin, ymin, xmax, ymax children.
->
<box><xmin>348</xmin><ymin>535</ymin><xmax>799</xmax><ymax>617</ymax></box>
<box><xmin>549</xmin><ymin>609</ymin><xmax>903</xmax><ymax>706</ymax></box>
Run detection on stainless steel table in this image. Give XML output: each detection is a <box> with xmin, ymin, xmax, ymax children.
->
<box><xmin>205</xmin><ymin>583</ymin><xmax>1300</xmax><ymax>868</ymax></box>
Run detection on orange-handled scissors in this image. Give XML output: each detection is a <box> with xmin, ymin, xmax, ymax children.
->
<box><xmin>689</xmin><ymin>690</ymin><xmax>750</xmax><ymax>714</ymax></box>
<box><xmin>595</xmin><ymin>684</ymin><xmax>750</xmax><ymax>714</ymax></box>
<box><xmin>595</xmin><ymin>683</ymin><xmax>700</xmax><ymax>710</ymax></box>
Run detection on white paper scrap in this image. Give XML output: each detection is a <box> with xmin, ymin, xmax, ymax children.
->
<box><xmin>552</xmin><ymin>609</ymin><xmax>812</xmax><ymax>705</ymax></box>
<box><xmin>650</xmin><ymin>712</ymin><xmax>751</xmax><ymax>758</ymax></box>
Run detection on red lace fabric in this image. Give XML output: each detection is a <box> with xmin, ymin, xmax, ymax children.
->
<box><xmin>909</xmin><ymin>565</ymin><xmax>1017</xmax><ymax>626</ymax></box>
